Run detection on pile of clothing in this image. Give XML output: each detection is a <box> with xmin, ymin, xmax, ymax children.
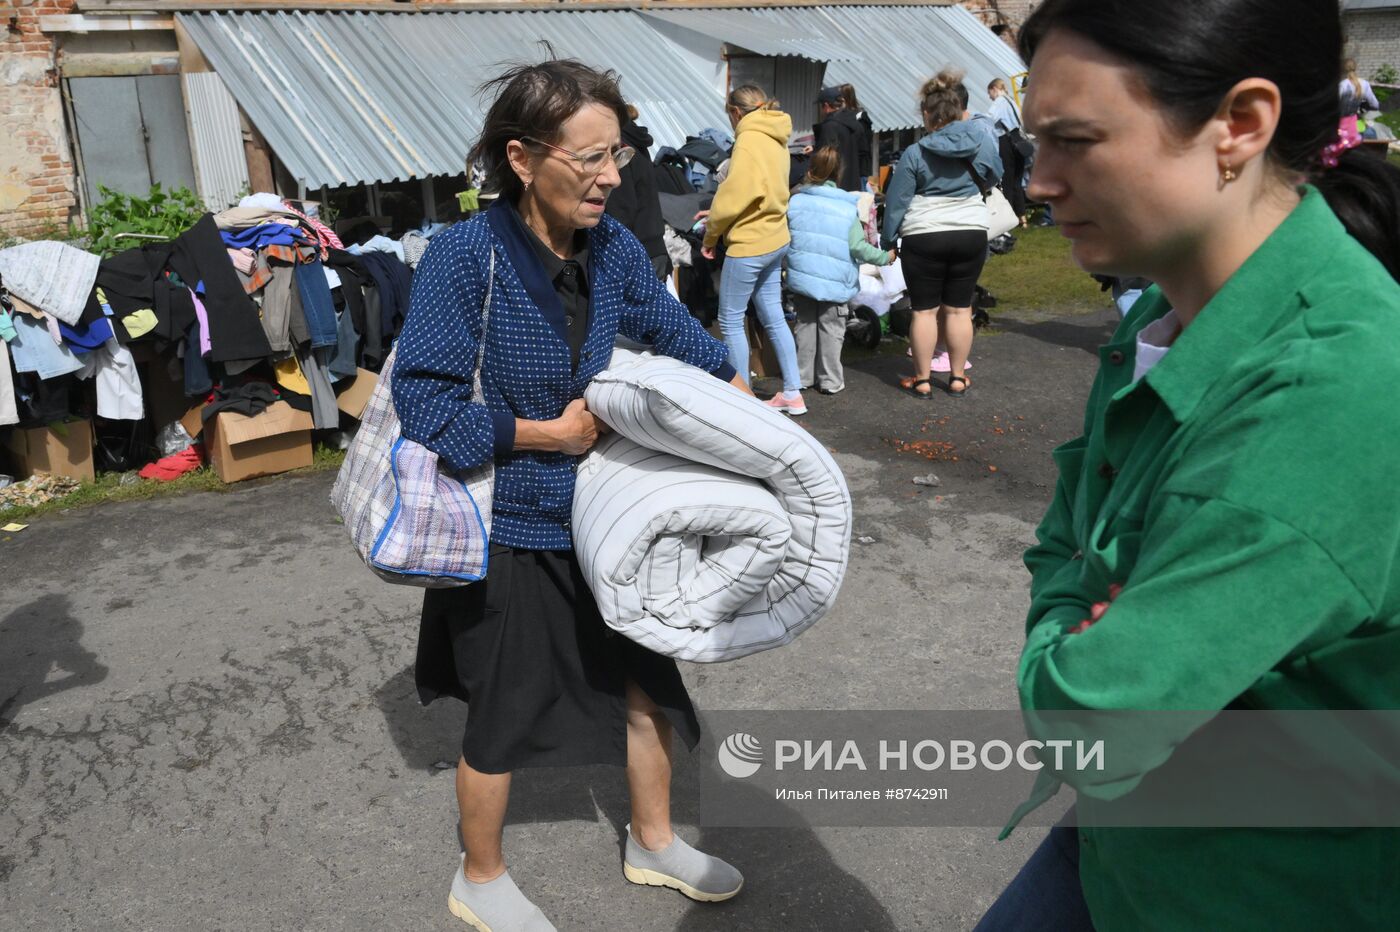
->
<box><xmin>0</xmin><ymin>192</ymin><xmax>435</xmax><ymax>479</ymax></box>
<box><xmin>1</xmin><ymin>240</ymin><xmax>142</xmax><ymax>430</ymax></box>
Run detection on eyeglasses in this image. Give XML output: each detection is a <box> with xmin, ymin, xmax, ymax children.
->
<box><xmin>521</xmin><ymin>137</ymin><xmax>636</xmax><ymax>175</ymax></box>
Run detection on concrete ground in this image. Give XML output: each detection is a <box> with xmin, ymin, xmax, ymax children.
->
<box><xmin>0</xmin><ymin>306</ymin><xmax>1116</xmax><ymax>931</ymax></box>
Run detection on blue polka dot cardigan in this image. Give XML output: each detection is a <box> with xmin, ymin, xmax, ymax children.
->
<box><xmin>392</xmin><ymin>199</ymin><xmax>736</xmax><ymax>551</ymax></box>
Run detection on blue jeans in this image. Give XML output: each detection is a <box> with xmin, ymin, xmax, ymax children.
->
<box><xmin>973</xmin><ymin>824</ymin><xmax>1096</xmax><ymax>932</ymax></box>
<box><xmin>718</xmin><ymin>245</ymin><xmax>801</xmax><ymax>392</ymax></box>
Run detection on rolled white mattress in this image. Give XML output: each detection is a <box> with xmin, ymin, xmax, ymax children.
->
<box><xmin>573</xmin><ymin>349</ymin><xmax>852</xmax><ymax>662</ymax></box>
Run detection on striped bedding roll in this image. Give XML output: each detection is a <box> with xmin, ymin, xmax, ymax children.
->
<box><xmin>573</xmin><ymin>348</ymin><xmax>852</xmax><ymax>662</ymax></box>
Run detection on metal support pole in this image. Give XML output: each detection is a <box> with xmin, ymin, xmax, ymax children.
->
<box><xmin>421</xmin><ymin>177</ymin><xmax>437</xmax><ymax>222</ymax></box>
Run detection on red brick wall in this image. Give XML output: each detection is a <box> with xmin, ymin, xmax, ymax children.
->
<box><xmin>0</xmin><ymin>0</ymin><xmax>79</xmax><ymax>239</ymax></box>
<box><xmin>1346</xmin><ymin>11</ymin><xmax>1400</xmax><ymax>81</ymax></box>
<box><xmin>959</xmin><ymin>0</ymin><xmax>1038</xmax><ymax>47</ymax></box>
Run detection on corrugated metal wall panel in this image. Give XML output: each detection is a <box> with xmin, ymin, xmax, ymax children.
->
<box><xmin>183</xmin><ymin>71</ymin><xmax>251</xmax><ymax>210</ymax></box>
<box><xmin>773</xmin><ymin>58</ymin><xmax>825</xmax><ymax>140</ymax></box>
<box><xmin>639</xmin><ymin>8</ymin><xmax>856</xmax><ymax>61</ymax></box>
<box><xmin>746</xmin><ymin>5</ymin><xmax>1026</xmax><ymax>133</ymax></box>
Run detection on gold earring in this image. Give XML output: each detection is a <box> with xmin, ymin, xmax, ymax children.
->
<box><xmin>1221</xmin><ymin>165</ymin><xmax>1238</xmax><ymax>183</ymax></box>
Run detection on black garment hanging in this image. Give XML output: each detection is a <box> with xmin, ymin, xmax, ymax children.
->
<box><xmin>360</xmin><ymin>285</ymin><xmax>385</xmax><ymax>368</ymax></box>
<box><xmin>97</xmin><ymin>242</ymin><xmax>196</xmax><ymax>342</ymax></box>
<box><xmin>325</xmin><ymin>249</ymin><xmax>373</xmax><ymax>366</ymax></box>
<box><xmin>167</xmin><ymin>214</ymin><xmax>273</xmax><ymax>364</ymax></box>
<box><xmin>356</xmin><ymin>251</ymin><xmax>412</xmax><ymax>344</ymax></box>
<box><xmin>12</xmin><ymin>372</ymin><xmax>80</xmax><ymax>425</ymax></box>
<box><xmin>325</xmin><ymin>250</ymin><xmax>369</xmax><ymax>336</ymax></box>
<box><xmin>652</xmin><ymin>148</ymin><xmax>696</xmax><ymax>195</ymax></box>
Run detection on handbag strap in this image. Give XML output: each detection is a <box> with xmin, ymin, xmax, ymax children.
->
<box><xmin>962</xmin><ymin>158</ymin><xmax>992</xmax><ymax>199</ymax></box>
<box><xmin>471</xmin><ymin>248</ymin><xmax>495</xmax><ymax>404</ymax></box>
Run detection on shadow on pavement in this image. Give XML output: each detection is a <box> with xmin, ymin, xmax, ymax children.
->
<box><xmin>0</xmin><ymin>594</ymin><xmax>108</xmax><ymax>729</ymax></box>
<box><xmin>993</xmin><ymin>315</ymin><xmax>1118</xmax><ymax>355</ymax></box>
<box><xmin>376</xmin><ymin>664</ymin><xmax>896</xmax><ymax>928</ymax></box>
<box><xmin>589</xmin><ymin>752</ymin><xmax>898</xmax><ymax>931</ymax></box>
<box><xmin>375</xmin><ymin>664</ymin><xmax>465</xmax><ymax>771</ymax></box>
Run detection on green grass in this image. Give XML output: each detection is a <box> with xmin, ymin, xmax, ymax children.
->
<box><xmin>0</xmin><ymin>445</ymin><xmax>345</xmax><ymax>526</ymax></box>
<box><xmin>979</xmin><ymin>223</ymin><xmax>1107</xmax><ymax>319</ymax></box>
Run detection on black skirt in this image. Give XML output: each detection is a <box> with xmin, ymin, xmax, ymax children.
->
<box><xmin>415</xmin><ymin>544</ymin><xmax>702</xmax><ymax>773</ymax></box>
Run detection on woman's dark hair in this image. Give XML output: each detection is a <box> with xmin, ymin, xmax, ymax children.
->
<box><xmin>954</xmin><ymin>82</ymin><xmax>970</xmax><ymax>112</ymax></box>
<box><xmin>920</xmin><ymin>67</ymin><xmax>966</xmax><ymax>130</ymax></box>
<box><xmin>1020</xmin><ymin>0</ymin><xmax>1400</xmax><ymax>279</ymax></box>
<box><xmin>838</xmin><ymin>83</ymin><xmax>862</xmax><ymax>112</ymax></box>
<box><xmin>804</xmin><ymin>145</ymin><xmax>843</xmax><ymax>186</ymax></box>
<box><xmin>467</xmin><ymin>58</ymin><xmax>628</xmax><ymax>202</ymax></box>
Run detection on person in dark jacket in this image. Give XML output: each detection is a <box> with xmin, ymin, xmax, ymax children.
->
<box><xmin>838</xmin><ymin>83</ymin><xmax>874</xmax><ymax>187</ymax></box>
<box><xmin>813</xmin><ymin>86</ymin><xmax>865</xmax><ymax>191</ymax></box>
<box><xmin>606</xmin><ymin>106</ymin><xmax>671</xmax><ymax>279</ymax></box>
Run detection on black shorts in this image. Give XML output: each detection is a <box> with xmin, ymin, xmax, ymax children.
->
<box><xmin>900</xmin><ymin>230</ymin><xmax>989</xmax><ymax>309</ymax></box>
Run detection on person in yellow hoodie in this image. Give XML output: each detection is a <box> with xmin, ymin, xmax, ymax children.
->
<box><xmin>701</xmin><ymin>85</ymin><xmax>805</xmax><ymax>414</ymax></box>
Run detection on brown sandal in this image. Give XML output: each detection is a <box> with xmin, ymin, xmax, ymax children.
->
<box><xmin>901</xmin><ymin>376</ymin><xmax>934</xmax><ymax>400</ymax></box>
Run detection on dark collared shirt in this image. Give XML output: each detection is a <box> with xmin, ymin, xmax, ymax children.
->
<box><xmin>521</xmin><ymin>223</ymin><xmax>590</xmax><ymax>370</ymax></box>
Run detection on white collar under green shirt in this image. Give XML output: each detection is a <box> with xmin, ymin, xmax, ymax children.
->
<box><xmin>1133</xmin><ymin>309</ymin><xmax>1181</xmax><ymax>384</ymax></box>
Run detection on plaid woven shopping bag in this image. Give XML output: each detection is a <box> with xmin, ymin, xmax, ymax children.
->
<box><xmin>329</xmin><ymin>251</ymin><xmax>495</xmax><ymax>587</ymax></box>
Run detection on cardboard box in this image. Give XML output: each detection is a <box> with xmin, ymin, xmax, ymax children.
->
<box><xmin>179</xmin><ymin>402</ymin><xmax>209</xmax><ymax>441</ymax></box>
<box><xmin>206</xmin><ymin>401</ymin><xmax>314</xmax><ymax>483</ymax></box>
<box><xmin>335</xmin><ymin>368</ymin><xmax>379</xmax><ymax>420</ymax></box>
<box><xmin>705</xmin><ymin>319</ymin><xmax>781</xmax><ymax>380</ymax></box>
<box><xmin>745</xmin><ymin>316</ymin><xmax>783</xmax><ymax>381</ymax></box>
<box><xmin>3</xmin><ymin>419</ymin><xmax>95</xmax><ymax>481</ymax></box>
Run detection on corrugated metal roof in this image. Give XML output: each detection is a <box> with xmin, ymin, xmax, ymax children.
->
<box><xmin>1345</xmin><ymin>0</ymin><xmax>1400</xmax><ymax>11</ymax></box>
<box><xmin>178</xmin><ymin>9</ymin><xmax>730</xmax><ymax>189</ymax></box>
<box><xmin>179</xmin><ymin>5</ymin><xmax>1023</xmax><ymax>190</ymax></box>
<box><xmin>638</xmin><ymin>8</ymin><xmax>857</xmax><ymax>61</ymax></box>
<box><xmin>183</xmin><ymin>71</ymin><xmax>251</xmax><ymax>210</ymax></box>
<box><xmin>745</xmin><ymin>4</ymin><xmax>1025</xmax><ymax>133</ymax></box>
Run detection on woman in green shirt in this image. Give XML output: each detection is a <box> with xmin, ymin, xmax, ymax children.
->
<box><xmin>976</xmin><ymin>1</ymin><xmax>1400</xmax><ymax>929</ymax></box>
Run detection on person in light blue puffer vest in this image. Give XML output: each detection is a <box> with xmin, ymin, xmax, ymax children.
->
<box><xmin>786</xmin><ymin>146</ymin><xmax>894</xmax><ymax>394</ymax></box>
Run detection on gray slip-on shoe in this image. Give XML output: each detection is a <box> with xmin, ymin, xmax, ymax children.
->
<box><xmin>448</xmin><ymin>858</ymin><xmax>556</xmax><ymax>932</ymax></box>
<box><xmin>622</xmin><ymin>823</ymin><xmax>744</xmax><ymax>903</ymax></box>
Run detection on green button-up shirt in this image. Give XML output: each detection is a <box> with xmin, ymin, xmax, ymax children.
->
<box><xmin>1013</xmin><ymin>188</ymin><xmax>1400</xmax><ymax>929</ymax></box>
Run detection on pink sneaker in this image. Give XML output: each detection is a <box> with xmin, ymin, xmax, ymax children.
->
<box><xmin>766</xmin><ymin>392</ymin><xmax>808</xmax><ymax>417</ymax></box>
<box><xmin>930</xmin><ymin>352</ymin><xmax>969</xmax><ymax>374</ymax></box>
<box><xmin>907</xmin><ymin>349</ymin><xmax>969</xmax><ymax>373</ymax></box>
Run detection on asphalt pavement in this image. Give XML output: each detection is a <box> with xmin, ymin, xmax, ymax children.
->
<box><xmin>0</xmin><ymin>306</ymin><xmax>1118</xmax><ymax>931</ymax></box>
